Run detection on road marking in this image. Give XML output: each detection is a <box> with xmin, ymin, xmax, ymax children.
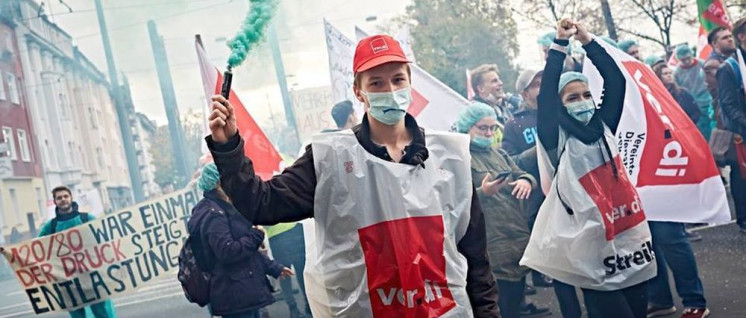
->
<box><xmin>3</xmin><ymin>291</ymin><xmax>23</xmax><ymax>297</ymax></box>
<box><xmin>0</xmin><ymin>302</ymin><xmax>28</xmax><ymax>312</ymax></box>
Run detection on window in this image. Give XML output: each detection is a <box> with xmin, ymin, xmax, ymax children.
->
<box><xmin>36</xmin><ymin>187</ymin><xmax>44</xmax><ymax>219</ymax></box>
<box><xmin>4</xmin><ymin>31</ymin><xmax>14</xmax><ymax>53</ymax></box>
<box><xmin>5</xmin><ymin>73</ymin><xmax>19</xmax><ymax>104</ymax></box>
<box><xmin>16</xmin><ymin>129</ymin><xmax>30</xmax><ymax>162</ymax></box>
<box><xmin>88</xmin><ymin>107</ymin><xmax>97</xmax><ymax>128</ymax></box>
<box><xmin>0</xmin><ymin>74</ymin><xmax>5</xmax><ymax>101</ymax></box>
<box><xmin>9</xmin><ymin>188</ymin><xmax>20</xmax><ymax>224</ymax></box>
<box><xmin>67</xmin><ymin>141</ymin><xmax>74</xmax><ymax>165</ymax></box>
<box><xmin>96</xmin><ymin>147</ymin><xmax>104</xmax><ymax>168</ymax></box>
<box><xmin>2</xmin><ymin>126</ymin><xmax>16</xmax><ymax>161</ymax></box>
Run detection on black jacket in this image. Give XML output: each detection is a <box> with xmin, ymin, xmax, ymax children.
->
<box><xmin>192</xmin><ymin>190</ymin><xmax>284</xmax><ymax>316</ymax></box>
<box><xmin>502</xmin><ymin>107</ymin><xmax>539</xmax><ymax>176</ymax></box>
<box><xmin>667</xmin><ymin>86</ymin><xmax>701</xmax><ymax>125</ymax></box>
<box><xmin>717</xmin><ymin>48</ymin><xmax>746</xmax><ymax>136</ymax></box>
<box><xmin>207</xmin><ymin>113</ymin><xmax>500</xmax><ymax>317</ymax></box>
<box><xmin>501</xmin><ymin>107</ymin><xmax>544</xmax><ymax>225</ymax></box>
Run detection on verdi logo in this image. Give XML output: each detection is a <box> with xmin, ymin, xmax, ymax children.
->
<box><xmin>578</xmin><ymin>156</ymin><xmax>646</xmax><ymax>241</ymax></box>
<box><xmin>358</xmin><ymin>216</ymin><xmax>456</xmax><ymax>317</ymax></box>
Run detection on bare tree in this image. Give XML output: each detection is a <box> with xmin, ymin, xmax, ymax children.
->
<box><xmin>616</xmin><ymin>0</ymin><xmax>696</xmax><ymax>51</ymax></box>
<box><xmin>514</xmin><ymin>0</ymin><xmax>608</xmax><ymax>35</ymax></box>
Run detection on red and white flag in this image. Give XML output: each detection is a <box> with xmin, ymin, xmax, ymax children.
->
<box><xmin>584</xmin><ymin>37</ymin><xmax>730</xmax><ymax>224</ymax></box>
<box><xmin>195</xmin><ymin>35</ymin><xmax>283</xmax><ymax>180</ymax></box>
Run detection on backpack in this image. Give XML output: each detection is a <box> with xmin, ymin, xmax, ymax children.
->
<box><xmin>50</xmin><ymin>213</ymin><xmax>89</xmax><ymax>234</ymax></box>
<box><xmin>177</xmin><ymin>204</ymin><xmax>230</xmax><ymax>307</ymax></box>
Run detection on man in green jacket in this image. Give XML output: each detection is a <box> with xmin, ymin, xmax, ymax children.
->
<box><xmin>38</xmin><ymin>186</ymin><xmax>117</xmax><ymax>318</ymax></box>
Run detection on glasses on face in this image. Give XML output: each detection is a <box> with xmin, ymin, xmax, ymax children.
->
<box><xmin>475</xmin><ymin>125</ymin><xmax>499</xmax><ymax>133</ymax></box>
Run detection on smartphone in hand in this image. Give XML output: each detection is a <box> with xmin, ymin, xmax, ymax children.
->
<box><xmin>493</xmin><ymin>171</ymin><xmax>511</xmax><ymax>182</ymax></box>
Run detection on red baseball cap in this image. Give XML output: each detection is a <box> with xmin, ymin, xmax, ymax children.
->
<box><xmin>353</xmin><ymin>35</ymin><xmax>410</xmax><ymax>74</ymax></box>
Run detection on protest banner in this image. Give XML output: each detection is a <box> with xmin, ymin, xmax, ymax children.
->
<box><xmin>0</xmin><ymin>187</ymin><xmax>200</xmax><ymax>314</ymax></box>
<box><xmin>584</xmin><ymin>37</ymin><xmax>730</xmax><ymax>224</ymax></box>
<box><xmin>290</xmin><ymin>86</ymin><xmax>334</xmax><ymax>144</ymax></box>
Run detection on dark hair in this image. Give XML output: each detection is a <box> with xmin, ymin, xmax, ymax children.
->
<box><xmin>734</xmin><ymin>17</ymin><xmax>746</xmax><ymax>39</ymax></box>
<box><xmin>652</xmin><ymin>63</ymin><xmax>681</xmax><ymax>94</ymax></box>
<box><xmin>707</xmin><ymin>26</ymin><xmax>728</xmax><ymax>46</ymax></box>
<box><xmin>51</xmin><ymin>186</ymin><xmax>72</xmax><ymax>198</ymax></box>
<box><xmin>470</xmin><ymin>64</ymin><xmax>499</xmax><ymax>94</ymax></box>
<box><xmin>331</xmin><ymin>100</ymin><xmax>354</xmax><ymax>128</ymax></box>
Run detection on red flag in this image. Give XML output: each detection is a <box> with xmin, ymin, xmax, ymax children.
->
<box><xmin>195</xmin><ymin>36</ymin><xmax>282</xmax><ymax>180</ymax></box>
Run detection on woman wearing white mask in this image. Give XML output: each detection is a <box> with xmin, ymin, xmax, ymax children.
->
<box><xmin>526</xmin><ymin>19</ymin><xmax>655</xmax><ymax>318</ymax></box>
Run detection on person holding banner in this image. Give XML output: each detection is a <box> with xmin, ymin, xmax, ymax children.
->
<box><xmin>207</xmin><ymin>34</ymin><xmax>499</xmax><ymax>317</ymax></box>
<box><xmin>521</xmin><ymin>19</ymin><xmax>656</xmax><ymax>318</ymax></box>
<box><xmin>193</xmin><ymin>163</ymin><xmax>293</xmax><ymax>318</ymax></box>
<box><xmin>38</xmin><ymin>186</ymin><xmax>117</xmax><ymax>318</ymax></box>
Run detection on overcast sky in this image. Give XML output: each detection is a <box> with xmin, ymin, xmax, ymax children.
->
<box><xmin>43</xmin><ymin>0</ymin><xmax>699</xmax><ymax>128</ymax></box>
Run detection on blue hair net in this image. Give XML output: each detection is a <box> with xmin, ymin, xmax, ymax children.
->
<box><xmin>455</xmin><ymin>102</ymin><xmax>496</xmax><ymax>133</ymax></box>
<box><xmin>675</xmin><ymin>44</ymin><xmax>693</xmax><ymax>59</ymax></box>
<box><xmin>644</xmin><ymin>54</ymin><xmax>664</xmax><ymax>67</ymax></box>
<box><xmin>198</xmin><ymin>162</ymin><xmax>220</xmax><ymax>192</ymax></box>
<box><xmin>618</xmin><ymin>39</ymin><xmax>637</xmax><ymax>53</ymax></box>
<box><xmin>537</xmin><ymin>31</ymin><xmax>556</xmax><ymax>48</ymax></box>
<box><xmin>558</xmin><ymin>72</ymin><xmax>589</xmax><ymax>94</ymax></box>
<box><xmin>600</xmin><ymin>36</ymin><xmax>619</xmax><ymax>49</ymax></box>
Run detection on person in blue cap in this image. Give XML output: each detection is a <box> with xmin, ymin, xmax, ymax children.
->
<box><xmin>674</xmin><ymin>44</ymin><xmax>715</xmax><ymax>140</ymax></box>
<box><xmin>534</xmin><ymin>18</ymin><xmax>651</xmax><ymax>318</ymax></box>
<box><xmin>618</xmin><ymin>39</ymin><xmax>642</xmax><ymax>60</ymax></box>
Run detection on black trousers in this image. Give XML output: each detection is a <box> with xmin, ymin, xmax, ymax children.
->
<box><xmin>581</xmin><ymin>281</ymin><xmax>648</xmax><ymax>318</ymax></box>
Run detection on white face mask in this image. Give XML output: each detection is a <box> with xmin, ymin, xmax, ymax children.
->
<box><xmin>362</xmin><ymin>87</ymin><xmax>412</xmax><ymax>125</ymax></box>
<box><xmin>565</xmin><ymin>99</ymin><xmax>596</xmax><ymax>125</ymax></box>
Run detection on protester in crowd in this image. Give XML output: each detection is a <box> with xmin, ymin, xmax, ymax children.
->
<box><xmin>653</xmin><ymin>63</ymin><xmax>701</xmax><ymax>123</ymax></box>
<box><xmin>705</xmin><ymin>27</ymin><xmax>737</xmax><ymax>127</ymax></box>
<box><xmin>645</xmin><ymin>55</ymin><xmax>666</xmax><ymax>68</ymax></box>
<box><xmin>717</xmin><ymin>17</ymin><xmax>746</xmax><ymax>234</ymax></box>
<box><xmin>37</xmin><ymin>186</ymin><xmax>117</xmax><ymax>318</ymax></box>
<box><xmin>618</xmin><ymin>39</ymin><xmax>642</xmax><ymax>60</ymax></box>
<box><xmin>471</xmin><ymin>64</ymin><xmax>514</xmax><ymax>125</ymax></box>
<box><xmin>675</xmin><ymin>44</ymin><xmax>716</xmax><ymax>140</ymax></box>
<box><xmin>455</xmin><ymin>101</ymin><xmax>550</xmax><ymax>318</ymax></box>
<box><xmin>535</xmin><ymin>19</ymin><xmax>649</xmax><ymax>318</ymax></box>
<box><xmin>503</xmin><ymin>69</ymin><xmax>585</xmax><ymax>318</ymax></box>
<box><xmin>266</xmin><ymin>222</ymin><xmax>310</xmax><ymax>317</ymax></box>
<box><xmin>206</xmin><ymin>34</ymin><xmax>499</xmax><ymax>317</ymax></box>
<box><xmin>330</xmin><ymin>100</ymin><xmax>357</xmax><ymax>130</ymax></box>
<box><xmin>707</xmin><ymin>26</ymin><xmax>736</xmax><ymax>63</ymax></box>
<box><xmin>192</xmin><ymin>163</ymin><xmax>293</xmax><ymax>318</ymax></box>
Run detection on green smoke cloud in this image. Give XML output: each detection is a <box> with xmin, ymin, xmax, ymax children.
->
<box><xmin>226</xmin><ymin>0</ymin><xmax>278</xmax><ymax>69</ymax></box>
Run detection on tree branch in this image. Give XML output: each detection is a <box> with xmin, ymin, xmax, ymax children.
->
<box><xmin>617</xmin><ymin>26</ymin><xmax>665</xmax><ymax>46</ymax></box>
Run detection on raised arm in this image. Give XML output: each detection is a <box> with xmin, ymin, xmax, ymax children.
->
<box><xmin>584</xmin><ymin>40</ymin><xmax>626</xmax><ymax>133</ymax></box>
<box><xmin>537</xmin><ymin>24</ymin><xmax>573</xmax><ymax>151</ymax></box>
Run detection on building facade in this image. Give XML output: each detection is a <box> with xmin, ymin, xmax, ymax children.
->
<box><xmin>0</xmin><ymin>7</ymin><xmax>47</xmax><ymax>241</ymax></box>
<box><xmin>4</xmin><ymin>0</ymin><xmax>133</xmax><ymax>219</ymax></box>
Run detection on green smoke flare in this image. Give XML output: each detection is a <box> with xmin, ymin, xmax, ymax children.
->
<box><xmin>226</xmin><ymin>0</ymin><xmax>278</xmax><ymax>69</ymax></box>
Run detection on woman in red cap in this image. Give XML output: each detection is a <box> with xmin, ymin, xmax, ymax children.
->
<box><xmin>206</xmin><ymin>34</ymin><xmax>499</xmax><ymax>317</ymax></box>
